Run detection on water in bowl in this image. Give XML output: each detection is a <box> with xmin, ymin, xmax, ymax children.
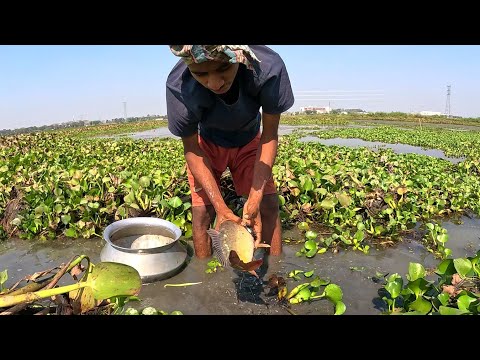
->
<box><xmin>113</xmin><ymin>234</ymin><xmax>174</xmax><ymax>249</ymax></box>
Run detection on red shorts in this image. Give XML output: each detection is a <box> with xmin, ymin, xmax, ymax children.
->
<box><xmin>186</xmin><ymin>132</ymin><xmax>277</xmax><ymax>207</ymax></box>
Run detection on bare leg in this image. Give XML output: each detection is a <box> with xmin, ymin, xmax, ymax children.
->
<box><xmin>191</xmin><ymin>205</ymin><xmax>216</xmax><ymax>258</ymax></box>
<box><xmin>260</xmin><ymin>194</ymin><xmax>282</xmax><ymax>256</ymax></box>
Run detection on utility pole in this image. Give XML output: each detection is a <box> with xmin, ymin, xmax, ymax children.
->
<box><xmin>123</xmin><ymin>99</ymin><xmax>127</xmax><ymax>122</ymax></box>
<box><xmin>445</xmin><ymin>85</ymin><xmax>451</xmax><ymax>118</ymax></box>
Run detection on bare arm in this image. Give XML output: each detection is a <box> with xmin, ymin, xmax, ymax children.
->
<box><xmin>182</xmin><ymin>133</ymin><xmax>240</xmax><ymax>226</ymax></box>
<box><xmin>246</xmin><ymin>112</ymin><xmax>279</xmax><ymax>210</ymax></box>
<box><xmin>242</xmin><ymin>112</ymin><xmax>280</xmax><ymax>243</ymax></box>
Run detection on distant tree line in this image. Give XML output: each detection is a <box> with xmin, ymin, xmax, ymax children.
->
<box><xmin>0</xmin><ymin>115</ymin><xmax>167</xmax><ymax>136</ymax></box>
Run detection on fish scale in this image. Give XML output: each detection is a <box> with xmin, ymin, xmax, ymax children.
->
<box><xmin>207</xmin><ymin>220</ymin><xmax>266</xmax><ymax>277</ymax></box>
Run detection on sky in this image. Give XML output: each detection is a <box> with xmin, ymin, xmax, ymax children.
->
<box><xmin>1</xmin><ymin>45</ymin><xmax>480</xmax><ymax>130</ymax></box>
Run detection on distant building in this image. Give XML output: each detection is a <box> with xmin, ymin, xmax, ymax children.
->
<box><xmin>300</xmin><ymin>106</ymin><xmax>331</xmax><ymax>114</ymax></box>
<box><xmin>418</xmin><ymin>111</ymin><xmax>443</xmax><ymax>116</ymax></box>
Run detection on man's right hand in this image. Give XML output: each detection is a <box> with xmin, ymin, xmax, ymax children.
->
<box><xmin>215</xmin><ymin>209</ymin><xmax>242</xmax><ymax>230</ymax></box>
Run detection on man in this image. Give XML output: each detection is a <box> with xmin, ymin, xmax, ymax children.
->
<box><xmin>166</xmin><ymin>45</ymin><xmax>294</xmax><ymax>259</ymax></box>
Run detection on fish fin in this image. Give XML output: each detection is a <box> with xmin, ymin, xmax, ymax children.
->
<box><xmin>207</xmin><ymin>228</ymin><xmax>228</xmax><ymax>267</ymax></box>
<box><xmin>248</xmin><ymin>270</ymin><xmax>259</xmax><ymax>278</ymax></box>
<box><xmin>228</xmin><ymin>250</ymin><xmax>263</xmax><ymax>272</ymax></box>
<box><xmin>243</xmin><ymin>259</ymin><xmax>263</xmax><ymax>271</ymax></box>
<box><xmin>228</xmin><ymin>250</ymin><xmax>243</xmax><ymax>270</ymax></box>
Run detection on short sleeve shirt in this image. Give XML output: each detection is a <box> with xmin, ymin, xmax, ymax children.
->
<box><xmin>166</xmin><ymin>45</ymin><xmax>294</xmax><ymax>148</ymax></box>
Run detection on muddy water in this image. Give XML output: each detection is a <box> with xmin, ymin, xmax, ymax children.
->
<box><xmin>299</xmin><ymin>136</ymin><xmax>465</xmax><ymax>164</ymax></box>
<box><xmin>349</xmin><ymin>119</ymin><xmax>480</xmax><ymax>132</ymax></box>
<box><xmin>1</xmin><ymin>216</ymin><xmax>478</xmax><ymax>315</ymax></box>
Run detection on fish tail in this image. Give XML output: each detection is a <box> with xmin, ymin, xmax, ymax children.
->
<box><xmin>229</xmin><ymin>250</ymin><xmax>263</xmax><ymax>273</ymax></box>
<box><xmin>243</xmin><ymin>259</ymin><xmax>263</xmax><ymax>271</ymax></box>
<box><xmin>207</xmin><ymin>228</ymin><xmax>228</xmax><ymax>267</ymax></box>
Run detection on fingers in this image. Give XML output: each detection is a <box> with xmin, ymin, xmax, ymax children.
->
<box><xmin>253</xmin><ymin>226</ymin><xmax>262</xmax><ymax>248</ymax></box>
<box><xmin>241</xmin><ymin>212</ymin><xmax>253</xmax><ymax>227</ymax></box>
<box><xmin>254</xmin><ymin>222</ymin><xmax>262</xmax><ymax>246</ymax></box>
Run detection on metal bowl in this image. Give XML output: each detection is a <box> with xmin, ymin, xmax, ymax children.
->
<box><xmin>100</xmin><ymin>217</ymin><xmax>188</xmax><ymax>283</ymax></box>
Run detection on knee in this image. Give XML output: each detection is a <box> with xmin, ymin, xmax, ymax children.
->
<box><xmin>192</xmin><ymin>205</ymin><xmax>215</xmax><ymax>228</ymax></box>
<box><xmin>260</xmin><ymin>194</ymin><xmax>279</xmax><ymax>218</ymax></box>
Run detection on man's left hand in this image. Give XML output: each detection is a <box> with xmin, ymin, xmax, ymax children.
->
<box><xmin>242</xmin><ymin>199</ymin><xmax>262</xmax><ymax>248</ymax></box>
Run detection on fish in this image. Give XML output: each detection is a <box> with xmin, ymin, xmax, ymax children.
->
<box><xmin>206</xmin><ymin>220</ymin><xmax>270</xmax><ymax>278</ymax></box>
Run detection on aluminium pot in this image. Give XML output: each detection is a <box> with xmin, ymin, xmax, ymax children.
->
<box><xmin>100</xmin><ymin>217</ymin><xmax>188</xmax><ymax>283</ymax></box>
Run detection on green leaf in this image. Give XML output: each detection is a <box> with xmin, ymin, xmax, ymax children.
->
<box><xmin>324</xmin><ymin>284</ymin><xmax>343</xmax><ymax>303</ymax></box>
<box><xmin>54</xmin><ymin>204</ymin><xmax>63</xmax><ymax>214</ymax></box>
<box><xmin>172</xmin><ymin>218</ymin><xmax>184</xmax><ymax>228</ymax></box>
<box><xmin>297</xmin><ymin>222</ymin><xmax>309</xmax><ymax>231</ymax></box>
<box><xmin>437</xmin><ymin>292</ymin><xmax>450</xmax><ymax>306</ymax></box>
<box><xmin>322</xmin><ymin>175</ymin><xmax>336</xmax><ymax>185</ymax></box>
<box><xmin>10</xmin><ymin>218</ymin><xmax>22</xmax><ymax>226</ymax></box>
<box><xmin>337</xmin><ymin>193</ymin><xmax>352</xmax><ymax>207</ymax></box>
<box><xmin>65</xmin><ymin>228</ymin><xmax>77</xmax><ymax>237</ymax></box>
<box><xmin>123</xmin><ymin>192</ymin><xmax>136</xmax><ymax>205</ymax></box>
<box><xmin>456</xmin><ymin>294</ymin><xmax>477</xmax><ymax>312</ymax></box>
<box><xmin>437</xmin><ymin>234</ymin><xmax>449</xmax><ymax>244</ymax></box>
<box><xmin>304</xmin><ymin>270</ymin><xmax>314</xmax><ymax>278</ymax></box>
<box><xmin>0</xmin><ymin>269</ymin><xmax>8</xmax><ymax>290</ymax></box>
<box><xmin>168</xmin><ymin>196</ymin><xmax>183</xmax><ymax>209</ymax></box>
<box><xmin>320</xmin><ymin>199</ymin><xmax>335</xmax><ymax>210</ymax></box>
<box><xmin>305</xmin><ymin>248</ymin><xmax>317</xmax><ymax>258</ymax></box>
<box><xmin>350</xmin><ymin>266</ymin><xmax>365</xmax><ymax>272</ymax></box>
<box><xmin>61</xmin><ymin>215</ymin><xmax>71</xmax><ymax>225</ymax></box>
<box><xmin>305</xmin><ymin>230</ymin><xmax>318</xmax><ymax>240</ymax></box>
<box><xmin>453</xmin><ymin>258</ymin><xmax>473</xmax><ymax>277</ymax></box>
<box><xmin>438</xmin><ymin>306</ymin><xmax>469</xmax><ymax>315</ymax></box>
<box><xmin>302</xmin><ymin>178</ymin><xmax>314</xmax><ymax>192</ymax></box>
<box><xmin>310</xmin><ymin>277</ymin><xmax>330</xmax><ymax>287</ymax></box>
<box><xmin>407</xmin><ymin>263</ymin><xmax>426</xmax><ymax>282</ymax></box>
<box><xmin>385</xmin><ymin>274</ymin><xmax>403</xmax><ymax>299</ymax></box>
<box><xmin>408</xmin><ymin>297</ymin><xmax>432</xmax><ymax>314</ymax></box>
<box><xmin>296</xmin><ymin>287</ymin><xmax>311</xmax><ymax>301</ymax></box>
<box><xmin>288</xmin><ymin>270</ymin><xmax>304</xmax><ymax>278</ymax></box>
<box><xmin>436</xmin><ymin>259</ymin><xmax>455</xmax><ymax>275</ymax></box>
<box><xmin>139</xmin><ymin>176</ymin><xmax>151</xmax><ymax>188</ymax></box>
<box><xmin>304</xmin><ymin>239</ymin><xmax>317</xmax><ymax>251</ymax></box>
<box><xmin>334</xmin><ymin>301</ymin><xmax>346</xmax><ymax>315</ymax></box>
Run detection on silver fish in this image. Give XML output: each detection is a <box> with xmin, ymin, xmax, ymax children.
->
<box><xmin>207</xmin><ymin>220</ymin><xmax>269</xmax><ymax>278</ymax></box>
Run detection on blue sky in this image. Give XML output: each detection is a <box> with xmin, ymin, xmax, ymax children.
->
<box><xmin>1</xmin><ymin>45</ymin><xmax>479</xmax><ymax>130</ymax></box>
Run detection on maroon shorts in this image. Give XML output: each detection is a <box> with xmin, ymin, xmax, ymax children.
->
<box><xmin>186</xmin><ymin>132</ymin><xmax>277</xmax><ymax>207</ymax></box>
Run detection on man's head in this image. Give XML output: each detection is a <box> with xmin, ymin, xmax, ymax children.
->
<box><xmin>169</xmin><ymin>45</ymin><xmax>260</xmax><ymax>94</ymax></box>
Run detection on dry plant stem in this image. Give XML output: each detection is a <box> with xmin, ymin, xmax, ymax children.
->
<box><xmin>43</xmin><ymin>255</ymin><xmax>79</xmax><ymax>290</ymax></box>
<box><xmin>0</xmin><ymin>255</ymin><xmax>82</xmax><ymax>315</ymax></box>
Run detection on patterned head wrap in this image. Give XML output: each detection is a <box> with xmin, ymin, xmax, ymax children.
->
<box><xmin>169</xmin><ymin>45</ymin><xmax>260</xmax><ymax>71</ymax></box>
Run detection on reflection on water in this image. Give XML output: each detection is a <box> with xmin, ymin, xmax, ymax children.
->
<box><xmin>299</xmin><ymin>136</ymin><xmax>465</xmax><ymax>164</ymax></box>
<box><xmin>130</xmin><ymin>128</ymin><xmax>179</xmax><ymax>140</ymax></box>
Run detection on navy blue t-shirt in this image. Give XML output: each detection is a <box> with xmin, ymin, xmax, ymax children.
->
<box><xmin>166</xmin><ymin>45</ymin><xmax>294</xmax><ymax>148</ymax></box>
